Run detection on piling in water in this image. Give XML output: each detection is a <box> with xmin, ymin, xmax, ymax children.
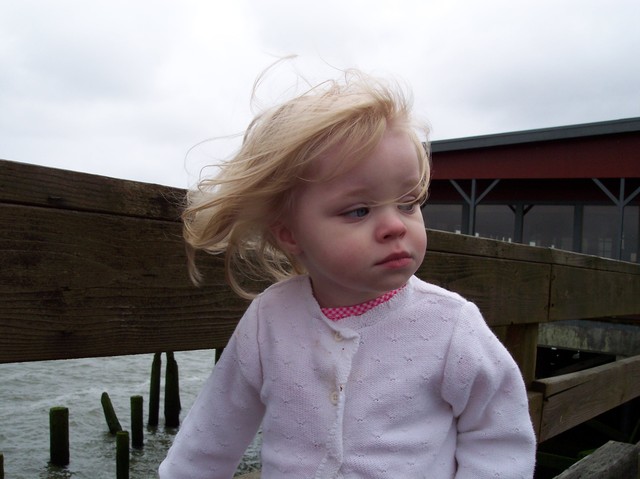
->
<box><xmin>49</xmin><ymin>407</ymin><xmax>69</xmax><ymax>466</ymax></box>
<box><xmin>215</xmin><ymin>348</ymin><xmax>224</xmax><ymax>363</ymax></box>
<box><xmin>101</xmin><ymin>392</ymin><xmax>122</xmax><ymax>434</ymax></box>
<box><xmin>130</xmin><ymin>395</ymin><xmax>143</xmax><ymax>449</ymax></box>
<box><xmin>116</xmin><ymin>430</ymin><xmax>129</xmax><ymax>479</ymax></box>
<box><xmin>1</xmin><ymin>451</ymin><xmax>4</xmax><ymax>479</ymax></box>
<box><xmin>164</xmin><ymin>352</ymin><xmax>181</xmax><ymax>427</ymax></box>
<box><xmin>148</xmin><ymin>352</ymin><xmax>161</xmax><ymax>427</ymax></box>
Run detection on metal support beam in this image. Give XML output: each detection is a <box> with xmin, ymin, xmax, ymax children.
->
<box><xmin>450</xmin><ymin>179</ymin><xmax>500</xmax><ymax>236</ymax></box>
<box><xmin>593</xmin><ymin>178</ymin><xmax>640</xmax><ymax>259</ymax></box>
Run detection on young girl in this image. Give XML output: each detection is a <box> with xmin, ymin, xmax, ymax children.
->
<box><xmin>159</xmin><ymin>70</ymin><xmax>536</xmax><ymax>478</ymax></box>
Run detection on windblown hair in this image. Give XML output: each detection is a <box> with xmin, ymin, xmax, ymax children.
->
<box><xmin>183</xmin><ymin>69</ymin><xmax>431</xmax><ymax>299</ymax></box>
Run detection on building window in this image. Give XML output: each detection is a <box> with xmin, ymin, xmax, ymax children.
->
<box><xmin>583</xmin><ymin>205</ymin><xmax>639</xmax><ymax>262</ymax></box>
<box><xmin>582</xmin><ymin>206</ymin><xmax>616</xmax><ymax>258</ymax></box>
<box><xmin>423</xmin><ymin>204</ymin><xmax>463</xmax><ymax>233</ymax></box>
<box><xmin>523</xmin><ymin>205</ymin><xmax>574</xmax><ymax>250</ymax></box>
<box><xmin>476</xmin><ymin>205</ymin><xmax>515</xmax><ymax>242</ymax></box>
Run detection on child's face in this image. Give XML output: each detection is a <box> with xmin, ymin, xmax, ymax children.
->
<box><xmin>274</xmin><ymin>127</ymin><xmax>427</xmax><ymax>308</ymax></box>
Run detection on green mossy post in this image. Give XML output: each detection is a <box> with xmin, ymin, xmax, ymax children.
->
<box><xmin>49</xmin><ymin>407</ymin><xmax>69</xmax><ymax>466</ymax></box>
<box><xmin>116</xmin><ymin>430</ymin><xmax>129</xmax><ymax>479</ymax></box>
<box><xmin>101</xmin><ymin>392</ymin><xmax>122</xmax><ymax>434</ymax></box>
<box><xmin>148</xmin><ymin>352</ymin><xmax>161</xmax><ymax>427</ymax></box>
<box><xmin>130</xmin><ymin>395</ymin><xmax>143</xmax><ymax>449</ymax></box>
<box><xmin>164</xmin><ymin>352</ymin><xmax>181</xmax><ymax>428</ymax></box>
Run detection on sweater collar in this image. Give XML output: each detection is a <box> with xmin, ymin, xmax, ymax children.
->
<box><xmin>320</xmin><ymin>285</ymin><xmax>406</xmax><ymax>321</ymax></box>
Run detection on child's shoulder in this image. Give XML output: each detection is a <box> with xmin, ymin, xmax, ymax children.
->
<box><xmin>258</xmin><ymin>274</ymin><xmax>311</xmax><ymax>299</ymax></box>
<box><xmin>250</xmin><ymin>275</ymin><xmax>315</xmax><ymax>315</ymax></box>
<box><xmin>407</xmin><ymin>275</ymin><xmax>468</xmax><ymax>306</ymax></box>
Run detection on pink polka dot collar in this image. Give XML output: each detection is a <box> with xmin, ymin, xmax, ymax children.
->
<box><xmin>321</xmin><ymin>285</ymin><xmax>406</xmax><ymax>321</ymax></box>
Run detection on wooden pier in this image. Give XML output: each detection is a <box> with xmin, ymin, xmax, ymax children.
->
<box><xmin>1</xmin><ymin>158</ymin><xmax>639</xmax><ymax>477</ymax></box>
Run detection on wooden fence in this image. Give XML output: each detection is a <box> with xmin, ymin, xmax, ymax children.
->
<box><xmin>2</xmin><ymin>158</ymin><xmax>640</xmax><ymax>455</ymax></box>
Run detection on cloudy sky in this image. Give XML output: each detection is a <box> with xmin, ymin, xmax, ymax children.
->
<box><xmin>1</xmin><ymin>0</ymin><xmax>639</xmax><ymax>188</ymax></box>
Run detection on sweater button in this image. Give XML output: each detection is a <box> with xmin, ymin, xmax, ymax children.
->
<box><xmin>330</xmin><ymin>391</ymin><xmax>339</xmax><ymax>405</ymax></box>
<box><xmin>333</xmin><ymin>331</ymin><xmax>343</xmax><ymax>342</ymax></box>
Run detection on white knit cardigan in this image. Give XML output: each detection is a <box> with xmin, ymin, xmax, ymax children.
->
<box><xmin>159</xmin><ymin>275</ymin><xmax>536</xmax><ymax>478</ymax></box>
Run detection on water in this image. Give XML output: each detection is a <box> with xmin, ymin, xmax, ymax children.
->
<box><xmin>0</xmin><ymin>350</ymin><xmax>261</xmax><ymax>478</ymax></box>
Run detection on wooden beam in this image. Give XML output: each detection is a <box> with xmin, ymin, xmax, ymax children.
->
<box><xmin>550</xmin><ymin>264</ymin><xmax>640</xmax><ymax>321</ymax></box>
<box><xmin>493</xmin><ymin>324</ymin><xmax>539</xmax><ymax>386</ymax></box>
<box><xmin>553</xmin><ymin>440</ymin><xmax>640</xmax><ymax>479</ymax></box>
<box><xmin>0</xmin><ymin>203</ymin><xmax>249</xmax><ymax>363</ymax></box>
<box><xmin>0</xmin><ymin>159</ymin><xmax>183</xmax><ymax>220</ymax></box>
<box><xmin>532</xmin><ymin>355</ymin><xmax>640</xmax><ymax>442</ymax></box>
<box><xmin>527</xmin><ymin>390</ymin><xmax>543</xmax><ymax>441</ymax></box>
<box><xmin>418</xmin><ymin>251</ymin><xmax>550</xmax><ymax>327</ymax></box>
<box><xmin>539</xmin><ymin>319</ymin><xmax>640</xmax><ymax>357</ymax></box>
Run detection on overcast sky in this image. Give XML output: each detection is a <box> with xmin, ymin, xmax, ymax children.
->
<box><xmin>1</xmin><ymin>0</ymin><xmax>639</xmax><ymax>188</ymax></box>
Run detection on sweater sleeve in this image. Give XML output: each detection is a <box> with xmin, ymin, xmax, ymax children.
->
<box><xmin>442</xmin><ymin>301</ymin><xmax>536</xmax><ymax>479</ymax></box>
<box><xmin>158</xmin><ymin>301</ymin><xmax>265</xmax><ymax>479</ymax></box>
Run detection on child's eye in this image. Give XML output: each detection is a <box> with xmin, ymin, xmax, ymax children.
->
<box><xmin>398</xmin><ymin>201</ymin><xmax>419</xmax><ymax>213</ymax></box>
<box><xmin>344</xmin><ymin>207</ymin><xmax>370</xmax><ymax>218</ymax></box>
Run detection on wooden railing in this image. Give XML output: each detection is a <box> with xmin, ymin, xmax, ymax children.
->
<box><xmin>2</xmin><ymin>158</ymin><xmax>640</xmax><ymax>449</ymax></box>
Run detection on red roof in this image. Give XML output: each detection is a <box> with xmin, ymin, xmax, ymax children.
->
<box><xmin>430</xmin><ymin>118</ymin><xmax>640</xmax><ymax>180</ymax></box>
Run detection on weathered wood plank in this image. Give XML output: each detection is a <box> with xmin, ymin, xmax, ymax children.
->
<box><xmin>418</xmin><ymin>251</ymin><xmax>551</xmax><ymax>326</ymax></box>
<box><xmin>532</xmin><ymin>355</ymin><xmax>640</xmax><ymax>441</ymax></box>
<box><xmin>426</xmin><ymin>229</ymin><xmax>555</xmax><ymax>263</ymax></box>
<box><xmin>428</xmin><ymin>229</ymin><xmax>640</xmax><ymax>275</ymax></box>
<box><xmin>549</xmin><ymin>246</ymin><xmax>640</xmax><ymax>274</ymax></box>
<box><xmin>493</xmin><ymin>323</ymin><xmax>539</xmax><ymax>386</ymax></box>
<box><xmin>553</xmin><ymin>440</ymin><xmax>639</xmax><ymax>479</ymax></box>
<box><xmin>550</xmin><ymin>263</ymin><xmax>640</xmax><ymax>321</ymax></box>
<box><xmin>0</xmin><ymin>159</ymin><xmax>183</xmax><ymax>220</ymax></box>
<box><xmin>527</xmin><ymin>390</ymin><xmax>543</xmax><ymax>440</ymax></box>
<box><xmin>0</xmin><ymin>204</ymin><xmax>249</xmax><ymax>363</ymax></box>
<box><xmin>539</xmin><ymin>319</ymin><xmax>640</xmax><ymax>357</ymax></box>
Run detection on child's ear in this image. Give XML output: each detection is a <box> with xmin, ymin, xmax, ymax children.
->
<box><xmin>271</xmin><ymin>222</ymin><xmax>302</xmax><ymax>255</ymax></box>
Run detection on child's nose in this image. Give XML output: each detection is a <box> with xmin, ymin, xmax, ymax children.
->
<box><xmin>376</xmin><ymin>208</ymin><xmax>407</xmax><ymax>241</ymax></box>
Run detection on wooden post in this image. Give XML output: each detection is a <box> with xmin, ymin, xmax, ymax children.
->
<box><xmin>148</xmin><ymin>352</ymin><xmax>161</xmax><ymax>427</ymax></box>
<box><xmin>164</xmin><ymin>352</ymin><xmax>181</xmax><ymax>428</ymax></box>
<box><xmin>101</xmin><ymin>392</ymin><xmax>122</xmax><ymax>434</ymax></box>
<box><xmin>116</xmin><ymin>430</ymin><xmax>129</xmax><ymax>479</ymax></box>
<box><xmin>130</xmin><ymin>395</ymin><xmax>143</xmax><ymax>449</ymax></box>
<box><xmin>492</xmin><ymin>323</ymin><xmax>538</xmax><ymax>387</ymax></box>
<box><xmin>49</xmin><ymin>406</ymin><xmax>69</xmax><ymax>466</ymax></box>
<box><xmin>1</xmin><ymin>451</ymin><xmax>4</xmax><ymax>479</ymax></box>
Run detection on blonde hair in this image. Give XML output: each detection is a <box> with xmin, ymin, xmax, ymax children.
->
<box><xmin>183</xmin><ymin>69</ymin><xmax>431</xmax><ymax>298</ymax></box>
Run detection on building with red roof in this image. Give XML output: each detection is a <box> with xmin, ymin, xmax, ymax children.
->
<box><xmin>425</xmin><ymin>117</ymin><xmax>640</xmax><ymax>262</ymax></box>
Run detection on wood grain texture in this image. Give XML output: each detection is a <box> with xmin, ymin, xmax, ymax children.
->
<box><xmin>0</xmin><ymin>159</ymin><xmax>183</xmax><ymax>220</ymax></box>
<box><xmin>532</xmin><ymin>355</ymin><xmax>640</xmax><ymax>441</ymax></box>
<box><xmin>554</xmin><ymin>440</ymin><xmax>639</xmax><ymax>479</ymax></box>
<box><xmin>550</xmin><ymin>264</ymin><xmax>640</xmax><ymax>321</ymax></box>
<box><xmin>418</xmin><ymin>251</ymin><xmax>550</xmax><ymax>326</ymax></box>
<box><xmin>0</xmin><ymin>203</ymin><xmax>248</xmax><ymax>362</ymax></box>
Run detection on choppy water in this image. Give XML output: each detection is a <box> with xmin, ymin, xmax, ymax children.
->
<box><xmin>0</xmin><ymin>350</ymin><xmax>261</xmax><ymax>478</ymax></box>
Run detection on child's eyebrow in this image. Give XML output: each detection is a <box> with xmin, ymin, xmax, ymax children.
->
<box><xmin>337</xmin><ymin>186</ymin><xmax>372</xmax><ymax>199</ymax></box>
<box><xmin>333</xmin><ymin>181</ymin><xmax>423</xmax><ymax>204</ymax></box>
